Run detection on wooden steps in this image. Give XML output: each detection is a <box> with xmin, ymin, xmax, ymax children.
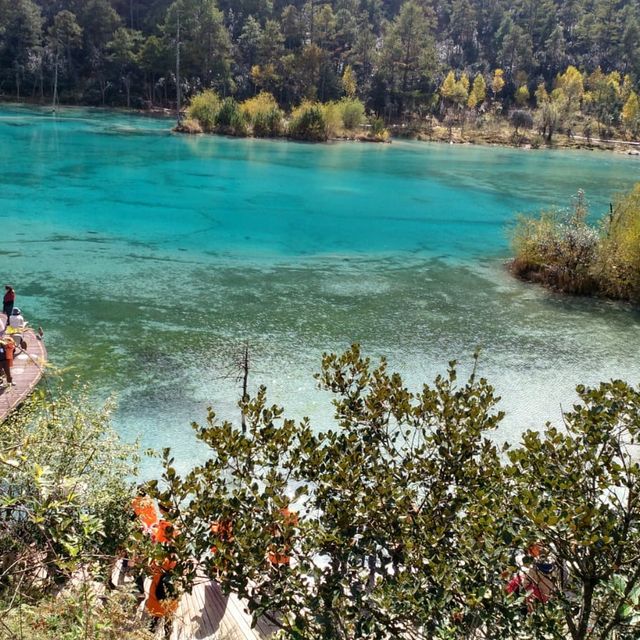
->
<box><xmin>0</xmin><ymin>321</ymin><xmax>47</xmax><ymax>422</ymax></box>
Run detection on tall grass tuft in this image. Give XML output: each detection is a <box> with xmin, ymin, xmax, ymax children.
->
<box><xmin>594</xmin><ymin>184</ymin><xmax>640</xmax><ymax>301</ymax></box>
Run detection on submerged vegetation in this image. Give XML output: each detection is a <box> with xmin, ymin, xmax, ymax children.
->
<box><xmin>512</xmin><ymin>183</ymin><xmax>640</xmax><ymax>301</ymax></box>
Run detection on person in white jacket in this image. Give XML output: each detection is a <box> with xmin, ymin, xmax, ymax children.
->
<box><xmin>8</xmin><ymin>308</ymin><xmax>25</xmax><ymax>329</ymax></box>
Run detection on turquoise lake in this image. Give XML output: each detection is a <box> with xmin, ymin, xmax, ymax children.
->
<box><xmin>2</xmin><ymin>104</ymin><xmax>639</xmax><ymax>473</ymax></box>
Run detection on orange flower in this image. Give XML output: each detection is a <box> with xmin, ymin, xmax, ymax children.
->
<box><xmin>132</xmin><ymin>496</ymin><xmax>159</xmax><ymax>529</ymax></box>
<box><xmin>151</xmin><ymin>520</ymin><xmax>174</xmax><ymax>544</ymax></box>
<box><xmin>267</xmin><ymin>547</ymin><xmax>291</xmax><ymax>566</ymax></box>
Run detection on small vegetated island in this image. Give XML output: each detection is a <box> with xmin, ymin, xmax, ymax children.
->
<box><xmin>511</xmin><ymin>182</ymin><xmax>640</xmax><ymax>302</ymax></box>
<box><xmin>177</xmin><ymin>89</ymin><xmax>389</xmax><ymax>142</ymax></box>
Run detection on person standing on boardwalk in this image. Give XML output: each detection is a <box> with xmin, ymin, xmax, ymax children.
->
<box><xmin>0</xmin><ymin>336</ymin><xmax>15</xmax><ymax>386</ymax></box>
<box><xmin>3</xmin><ymin>285</ymin><xmax>15</xmax><ymax>321</ymax></box>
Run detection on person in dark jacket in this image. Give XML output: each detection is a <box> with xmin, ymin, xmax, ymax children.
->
<box><xmin>3</xmin><ymin>286</ymin><xmax>15</xmax><ymax>321</ymax></box>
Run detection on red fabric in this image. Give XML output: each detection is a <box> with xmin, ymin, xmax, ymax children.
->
<box><xmin>3</xmin><ymin>289</ymin><xmax>14</xmax><ymax>304</ymax></box>
<box><xmin>3</xmin><ymin>341</ymin><xmax>14</xmax><ymax>365</ymax></box>
<box><xmin>506</xmin><ymin>573</ymin><xmax>548</xmax><ymax>603</ymax></box>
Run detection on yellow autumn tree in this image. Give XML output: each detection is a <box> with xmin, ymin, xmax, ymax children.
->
<box><xmin>622</xmin><ymin>91</ymin><xmax>640</xmax><ymax>137</ymax></box>
<box><xmin>342</xmin><ymin>65</ymin><xmax>357</xmax><ymax>98</ymax></box>
<box><xmin>467</xmin><ymin>74</ymin><xmax>486</xmax><ymax>109</ymax></box>
<box><xmin>515</xmin><ymin>85</ymin><xmax>530</xmax><ymax>106</ymax></box>
<box><xmin>492</xmin><ymin>69</ymin><xmax>505</xmax><ymax>97</ymax></box>
<box><xmin>535</xmin><ymin>83</ymin><xmax>549</xmax><ymax>106</ymax></box>
<box><xmin>440</xmin><ymin>71</ymin><xmax>457</xmax><ymax>103</ymax></box>
<box><xmin>555</xmin><ymin>65</ymin><xmax>584</xmax><ymax>113</ymax></box>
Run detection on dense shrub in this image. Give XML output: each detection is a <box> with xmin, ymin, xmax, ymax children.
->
<box><xmin>241</xmin><ymin>92</ymin><xmax>284</xmax><ymax>137</ymax></box>
<box><xmin>319</xmin><ymin>98</ymin><xmax>366</xmax><ymax>136</ymax></box>
<box><xmin>512</xmin><ymin>184</ymin><xmax>640</xmax><ymax>301</ymax></box>
<box><xmin>594</xmin><ymin>183</ymin><xmax>640</xmax><ymax>301</ymax></box>
<box><xmin>511</xmin><ymin>190</ymin><xmax>599</xmax><ymax>294</ymax></box>
<box><xmin>288</xmin><ymin>101</ymin><xmax>328</xmax><ymax>141</ymax></box>
<box><xmin>186</xmin><ymin>90</ymin><xmax>221</xmax><ymax>133</ymax></box>
<box><xmin>216</xmin><ymin>97</ymin><xmax>248</xmax><ymax>136</ymax></box>
<box><xmin>339</xmin><ymin>97</ymin><xmax>366</xmax><ymax>130</ymax></box>
<box><xmin>0</xmin><ymin>387</ymin><xmax>138</xmax><ymax>601</ymax></box>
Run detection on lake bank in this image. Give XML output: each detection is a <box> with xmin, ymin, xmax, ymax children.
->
<box><xmin>4</xmin><ymin>98</ymin><xmax>639</xmax><ymax>155</ymax></box>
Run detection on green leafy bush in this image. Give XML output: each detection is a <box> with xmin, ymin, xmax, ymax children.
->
<box><xmin>512</xmin><ymin>184</ymin><xmax>640</xmax><ymax>302</ymax></box>
<box><xmin>186</xmin><ymin>89</ymin><xmax>221</xmax><ymax>133</ymax></box>
<box><xmin>241</xmin><ymin>92</ymin><xmax>284</xmax><ymax>137</ymax></box>
<box><xmin>0</xmin><ymin>386</ymin><xmax>138</xmax><ymax>601</ymax></box>
<box><xmin>143</xmin><ymin>346</ymin><xmax>640</xmax><ymax>640</ymax></box>
<box><xmin>216</xmin><ymin>97</ymin><xmax>248</xmax><ymax>136</ymax></box>
<box><xmin>288</xmin><ymin>101</ymin><xmax>328</xmax><ymax>141</ymax></box>
<box><xmin>338</xmin><ymin>97</ymin><xmax>365</xmax><ymax>130</ymax></box>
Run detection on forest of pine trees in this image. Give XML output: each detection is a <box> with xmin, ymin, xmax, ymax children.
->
<box><xmin>0</xmin><ymin>0</ymin><xmax>639</xmax><ymax>133</ymax></box>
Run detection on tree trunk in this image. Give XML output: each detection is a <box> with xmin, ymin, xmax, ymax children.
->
<box><xmin>52</xmin><ymin>52</ymin><xmax>59</xmax><ymax>110</ymax></box>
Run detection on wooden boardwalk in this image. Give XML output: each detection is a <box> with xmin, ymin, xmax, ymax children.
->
<box><xmin>169</xmin><ymin>576</ymin><xmax>277</xmax><ymax>640</ymax></box>
<box><xmin>0</xmin><ymin>322</ymin><xmax>47</xmax><ymax>422</ymax></box>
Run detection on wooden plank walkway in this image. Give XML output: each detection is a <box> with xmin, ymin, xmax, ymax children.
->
<box><xmin>0</xmin><ymin>321</ymin><xmax>47</xmax><ymax>422</ymax></box>
<box><xmin>169</xmin><ymin>575</ymin><xmax>278</xmax><ymax>640</ymax></box>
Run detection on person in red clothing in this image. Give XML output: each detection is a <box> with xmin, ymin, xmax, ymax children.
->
<box><xmin>3</xmin><ymin>285</ymin><xmax>15</xmax><ymax>322</ymax></box>
<box><xmin>0</xmin><ymin>336</ymin><xmax>15</xmax><ymax>386</ymax></box>
<box><xmin>506</xmin><ymin>545</ymin><xmax>557</xmax><ymax>613</ymax></box>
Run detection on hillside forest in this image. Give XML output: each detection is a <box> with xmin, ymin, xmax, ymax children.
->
<box><xmin>0</xmin><ymin>0</ymin><xmax>639</xmax><ymax>138</ymax></box>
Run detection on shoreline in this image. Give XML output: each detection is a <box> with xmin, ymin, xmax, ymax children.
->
<box><xmin>2</xmin><ymin>99</ymin><xmax>639</xmax><ymax>156</ymax></box>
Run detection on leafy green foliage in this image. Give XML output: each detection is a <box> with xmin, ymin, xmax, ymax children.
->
<box><xmin>0</xmin><ymin>385</ymin><xmax>138</xmax><ymax>604</ymax></box>
<box><xmin>139</xmin><ymin>345</ymin><xmax>640</xmax><ymax>639</ymax></box>
<box><xmin>215</xmin><ymin>97</ymin><xmax>248</xmax><ymax>136</ymax></box>
<box><xmin>288</xmin><ymin>102</ymin><xmax>328</xmax><ymax>141</ymax></box>
<box><xmin>240</xmin><ymin>91</ymin><xmax>284</xmax><ymax>137</ymax></box>
<box><xmin>186</xmin><ymin>89</ymin><xmax>221</xmax><ymax>133</ymax></box>
<box><xmin>507</xmin><ymin>380</ymin><xmax>640</xmax><ymax>639</ymax></box>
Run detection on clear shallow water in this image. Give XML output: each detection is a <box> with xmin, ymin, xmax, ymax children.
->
<box><xmin>2</xmin><ymin>104</ymin><xmax>640</xmax><ymax>474</ymax></box>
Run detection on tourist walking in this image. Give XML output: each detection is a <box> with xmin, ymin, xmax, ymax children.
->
<box><xmin>3</xmin><ymin>285</ymin><xmax>15</xmax><ymax>321</ymax></box>
<box><xmin>0</xmin><ymin>336</ymin><xmax>15</xmax><ymax>386</ymax></box>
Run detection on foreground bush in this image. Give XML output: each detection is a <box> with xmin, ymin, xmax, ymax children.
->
<box><xmin>141</xmin><ymin>345</ymin><xmax>640</xmax><ymax>640</ymax></box>
<box><xmin>0</xmin><ymin>386</ymin><xmax>138</xmax><ymax>607</ymax></box>
<box><xmin>3</xmin><ymin>586</ymin><xmax>153</xmax><ymax>639</ymax></box>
